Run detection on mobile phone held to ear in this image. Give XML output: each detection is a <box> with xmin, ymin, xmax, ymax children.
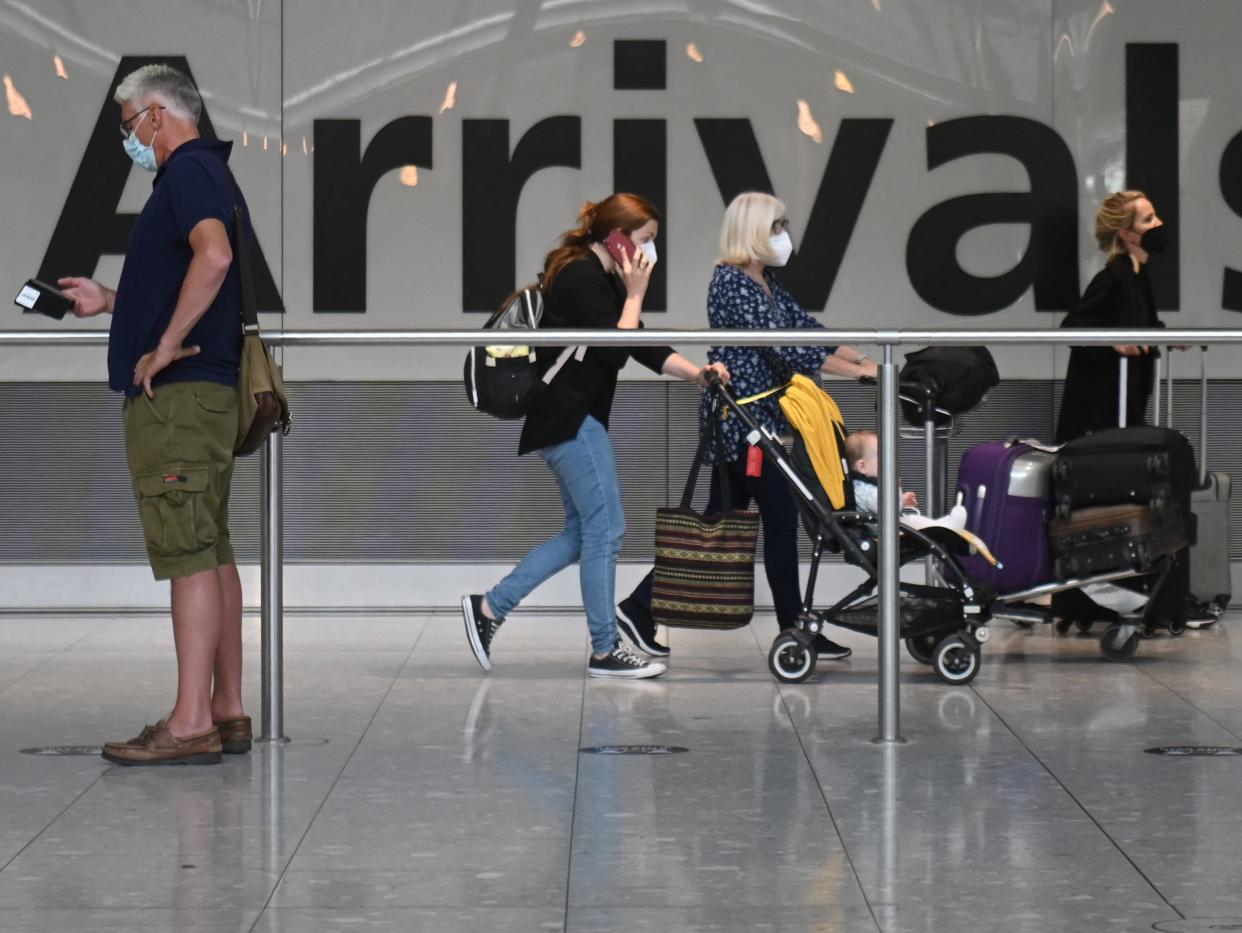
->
<box><xmin>602</xmin><ymin>230</ymin><xmax>637</xmax><ymax>265</ymax></box>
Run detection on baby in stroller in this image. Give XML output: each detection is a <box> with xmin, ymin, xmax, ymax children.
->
<box><xmin>843</xmin><ymin>430</ymin><xmax>968</xmax><ymax>533</ymax></box>
<box><xmin>710</xmin><ymin>373</ymin><xmax>996</xmax><ymax>685</ymax></box>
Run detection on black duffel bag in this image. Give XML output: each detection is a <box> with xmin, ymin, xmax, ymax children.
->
<box><xmin>899</xmin><ymin>346</ymin><xmax>999</xmax><ymax>426</ymax></box>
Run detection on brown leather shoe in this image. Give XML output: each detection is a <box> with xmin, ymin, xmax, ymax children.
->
<box><xmin>214</xmin><ymin>715</ymin><xmax>252</xmax><ymax>755</ymax></box>
<box><xmin>101</xmin><ymin>723</ymin><xmax>222</xmax><ymax>767</ymax></box>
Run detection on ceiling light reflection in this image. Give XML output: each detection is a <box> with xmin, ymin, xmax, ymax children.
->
<box><xmin>687</xmin><ymin>42</ymin><xmax>703</xmax><ymax>63</ymax></box>
<box><xmin>796</xmin><ymin>99</ymin><xmax>822</xmax><ymax>143</ymax></box>
<box><xmin>1086</xmin><ymin>0</ymin><xmax>1115</xmax><ymax>49</ymax></box>
<box><xmin>439</xmin><ymin>80</ymin><xmax>457</xmax><ymax>113</ymax></box>
<box><xmin>400</xmin><ymin>166</ymin><xmax>419</xmax><ymax>187</ymax></box>
<box><xmin>4</xmin><ymin>75</ymin><xmax>32</xmax><ymax>119</ymax></box>
<box><xmin>53</xmin><ymin>55</ymin><xmax>68</xmax><ymax>79</ymax></box>
<box><xmin>570</xmin><ymin>30</ymin><xmax>586</xmax><ymax>48</ymax></box>
<box><xmin>834</xmin><ymin>70</ymin><xmax>855</xmax><ymax>93</ymax></box>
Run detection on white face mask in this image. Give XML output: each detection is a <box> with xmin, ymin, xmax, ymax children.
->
<box><xmin>768</xmin><ymin>230</ymin><xmax>793</xmax><ymax>267</ymax></box>
<box><xmin>638</xmin><ymin>240</ymin><xmax>658</xmax><ymax>265</ymax></box>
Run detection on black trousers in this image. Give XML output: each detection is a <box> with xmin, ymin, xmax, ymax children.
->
<box><xmin>629</xmin><ymin>451</ymin><xmax>804</xmax><ymax>630</ymax></box>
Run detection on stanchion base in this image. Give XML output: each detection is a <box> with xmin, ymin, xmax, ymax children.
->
<box><xmin>256</xmin><ymin>736</ymin><xmax>292</xmax><ymax>745</ymax></box>
<box><xmin>870</xmin><ymin>736</ymin><xmax>909</xmax><ymax>746</ymax></box>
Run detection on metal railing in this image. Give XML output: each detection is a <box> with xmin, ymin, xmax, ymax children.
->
<box><xmin>5</xmin><ymin>326</ymin><xmax>1242</xmax><ymax>745</ymax></box>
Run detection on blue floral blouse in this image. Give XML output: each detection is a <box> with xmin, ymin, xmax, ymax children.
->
<box><xmin>699</xmin><ymin>264</ymin><xmax>835</xmax><ymax>461</ymax></box>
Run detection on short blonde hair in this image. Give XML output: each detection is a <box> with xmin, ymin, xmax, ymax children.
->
<box><xmin>718</xmin><ymin>191</ymin><xmax>785</xmax><ymax>266</ymax></box>
<box><xmin>1095</xmin><ymin>190</ymin><xmax>1146</xmax><ymax>258</ymax></box>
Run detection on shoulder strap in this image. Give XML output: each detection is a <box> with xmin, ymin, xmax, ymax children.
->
<box><xmin>231</xmin><ymin>197</ymin><xmax>259</xmax><ymax>335</ymax></box>
<box><xmin>679</xmin><ymin>402</ymin><xmax>733</xmax><ymax>512</ymax></box>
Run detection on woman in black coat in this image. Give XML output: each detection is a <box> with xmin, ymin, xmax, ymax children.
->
<box><xmin>1055</xmin><ymin>190</ymin><xmax>1169</xmax><ymax>442</ymax></box>
<box><xmin>1053</xmin><ymin>190</ymin><xmax>1193</xmax><ymax>629</ymax></box>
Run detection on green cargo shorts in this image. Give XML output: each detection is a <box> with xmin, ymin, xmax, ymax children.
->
<box><xmin>122</xmin><ymin>381</ymin><xmax>238</xmax><ymax>581</ymax></box>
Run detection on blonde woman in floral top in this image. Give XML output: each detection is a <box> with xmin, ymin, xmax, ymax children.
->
<box><xmin>617</xmin><ymin>192</ymin><xmax>876</xmax><ymax>661</ymax></box>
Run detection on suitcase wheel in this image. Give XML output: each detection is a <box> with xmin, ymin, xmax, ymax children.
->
<box><xmin>1099</xmin><ymin>623</ymin><xmax>1140</xmax><ymax>661</ymax></box>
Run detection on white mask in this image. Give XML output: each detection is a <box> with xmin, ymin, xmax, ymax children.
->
<box><xmin>768</xmin><ymin>230</ymin><xmax>793</xmax><ymax>267</ymax></box>
<box><xmin>638</xmin><ymin>240</ymin><xmax>658</xmax><ymax>265</ymax></box>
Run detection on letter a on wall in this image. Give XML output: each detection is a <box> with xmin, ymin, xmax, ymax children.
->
<box><xmin>37</xmin><ymin>56</ymin><xmax>283</xmax><ymax>312</ymax></box>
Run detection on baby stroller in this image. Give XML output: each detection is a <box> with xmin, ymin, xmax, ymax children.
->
<box><xmin>707</xmin><ymin>375</ymin><xmax>997</xmax><ymax>686</ymax></box>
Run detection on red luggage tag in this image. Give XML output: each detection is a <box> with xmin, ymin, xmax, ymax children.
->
<box><xmin>746</xmin><ymin>444</ymin><xmax>763</xmax><ymax>477</ymax></box>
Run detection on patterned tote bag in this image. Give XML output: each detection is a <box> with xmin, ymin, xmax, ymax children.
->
<box><xmin>651</xmin><ymin>406</ymin><xmax>760</xmax><ymax>630</ymax></box>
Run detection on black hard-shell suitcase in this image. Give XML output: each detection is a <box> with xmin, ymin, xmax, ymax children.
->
<box><xmin>1052</xmin><ymin>426</ymin><xmax>1196</xmax><ymax>518</ymax></box>
<box><xmin>1049</xmin><ymin>503</ymin><xmax>1189</xmax><ymax>579</ymax></box>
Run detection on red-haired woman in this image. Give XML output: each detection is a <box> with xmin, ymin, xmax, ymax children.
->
<box><xmin>461</xmin><ymin>194</ymin><xmax>729</xmax><ymax>679</ymax></box>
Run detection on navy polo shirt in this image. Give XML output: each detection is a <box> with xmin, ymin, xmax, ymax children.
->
<box><xmin>108</xmin><ymin>138</ymin><xmax>249</xmax><ymax>396</ymax></box>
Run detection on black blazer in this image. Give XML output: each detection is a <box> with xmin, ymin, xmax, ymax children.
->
<box><xmin>1055</xmin><ymin>254</ymin><xmax>1164</xmax><ymax>443</ymax></box>
<box><xmin>519</xmin><ymin>251</ymin><xmax>674</xmax><ymax>455</ymax></box>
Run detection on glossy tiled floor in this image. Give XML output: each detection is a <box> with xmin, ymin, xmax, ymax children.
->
<box><xmin>1</xmin><ymin>610</ymin><xmax>1241</xmax><ymax>932</ymax></box>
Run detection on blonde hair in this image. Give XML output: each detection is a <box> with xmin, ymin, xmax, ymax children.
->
<box><xmin>718</xmin><ymin>191</ymin><xmax>785</xmax><ymax>266</ymax></box>
<box><xmin>1095</xmin><ymin>190</ymin><xmax>1146</xmax><ymax>257</ymax></box>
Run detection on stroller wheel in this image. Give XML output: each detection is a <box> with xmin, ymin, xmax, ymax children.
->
<box><xmin>932</xmin><ymin>635</ymin><xmax>980</xmax><ymax>686</ymax></box>
<box><xmin>1099</xmin><ymin>623</ymin><xmax>1140</xmax><ymax>661</ymax></box>
<box><xmin>1054</xmin><ymin>618</ymin><xmax>1073</xmax><ymax>636</ymax></box>
<box><xmin>1075</xmin><ymin>619</ymin><xmax>1094</xmax><ymax>635</ymax></box>
<box><xmin>769</xmin><ymin>633</ymin><xmax>817</xmax><ymax>684</ymax></box>
<box><xmin>905</xmin><ymin>634</ymin><xmax>937</xmax><ymax>665</ymax></box>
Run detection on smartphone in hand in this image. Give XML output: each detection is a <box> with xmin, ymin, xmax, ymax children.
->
<box><xmin>602</xmin><ymin>230</ymin><xmax>637</xmax><ymax>265</ymax></box>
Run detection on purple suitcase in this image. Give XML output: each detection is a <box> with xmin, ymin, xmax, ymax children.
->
<box><xmin>956</xmin><ymin>441</ymin><xmax>1056</xmax><ymax>591</ymax></box>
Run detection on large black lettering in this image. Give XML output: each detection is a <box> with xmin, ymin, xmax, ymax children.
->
<box><xmin>694</xmin><ymin>118</ymin><xmax>891</xmax><ymax>311</ymax></box>
<box><xmin>1126</xmin><ymin>43</ymin><xmax>1180</xmax><ymax>309</ymax></box>
<box><xmin>614</xmin><ymin>120</ymin><xmax>667</xmax><ymax>310</ymax></box>
<box><xmin>461</xmin><ymin>117</ymin><xmax>580</xmax><ymax>312</ymax></box>
<box><xmin>1221</xmin><ymin>129</ymin><xmax>1242</xmax><ymax>311</ymax></box>
<box><xmin>906</xmin><ymin>116</ymin><xmax>1078</xmax><ymax>314</ymax></box>
<box><xmin>313</xmin><ymin>117</ymin><xmax>432</xmax><ymax>312</ymax></box>
<box><xmin>38</xmin><ymin>55</ymin><xmax>283</xmax><ymax>311</ymax></box>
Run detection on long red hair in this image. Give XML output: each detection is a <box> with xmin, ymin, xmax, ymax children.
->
<box><xmin>541</xmin><ymin>193</ymin><xmax>660</xmax><ymax>292</ymax></box>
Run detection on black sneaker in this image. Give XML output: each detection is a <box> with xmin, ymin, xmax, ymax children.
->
<box><xmin>588</xmin><ymin>644</ymin><xmax>667</xmax><ymax>679</ymax></box>
<box><xmin>813</xmin><ymin>634</ymin><xmax>852</xmax><ymax>660</ymax></box>
<box><xmin>616</xmin><ymin>598</ymin><xmax>670</xmax><ymax>657</ymax></box>
<box><xmin>462</xmin><ymin>594</ymin><xmax>504</xmax><ymax>672</ymax></box>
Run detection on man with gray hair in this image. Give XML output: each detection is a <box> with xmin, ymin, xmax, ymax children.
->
<box><xmin>59</xmin><ymin>63</ymin><xmax>254</xmax><ymax>766</ymax></box>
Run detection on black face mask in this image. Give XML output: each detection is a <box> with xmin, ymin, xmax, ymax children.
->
<box><xmin>1139</xmin><ymin>225</ymin><xmax>1169</xmax><ymax>255</ymax></box>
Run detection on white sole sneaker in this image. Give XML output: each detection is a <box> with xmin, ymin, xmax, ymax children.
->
<box><xmin>461</xmin><ymin>596</ymin><xmax>492</xmax><ymax>672</ymax></box>
<box><xmin>588</xmin><ymin>659</ymin><xmax>668</xmax><ymax>679</ymax></box>
<box><xmin>616</xmin><ymin>606</ymin><xmax>670</xmax><ymax>657</ymax></box>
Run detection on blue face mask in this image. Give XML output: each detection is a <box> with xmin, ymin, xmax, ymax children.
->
<box><xmin>122</xmin><ymin>112</ymin><xmax>158</xmax><ymax>172</ymax></box>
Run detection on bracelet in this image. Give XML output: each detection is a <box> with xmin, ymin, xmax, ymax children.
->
<box><xmin>854</xmin><ymin>354</ymin><xmax>869</xmax><ymax>366</ymax></box>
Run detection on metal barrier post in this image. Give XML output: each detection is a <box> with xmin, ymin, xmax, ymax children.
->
<box><xmin>259</xmin><ymin>430</ymin><xmax>288</xmax><ymax>744</ymax></box>
<box><xmin>876</xmin><ymin>344</ymin><xmax>904</xmax><ymax>744</ymax></box>
<box><xmin>1117</xmin><ymin>355</ymin><xmax>1128</xmax><ymax>427</ymax></box>
<box><xmin>1153</xmin><ymin>349</ymin><xmax>1163</xmax><ymax>426</ymax></box>
<box><xmin>924</xmin><ymin>413</ymin><xmax>937</xmax><ymax>585</ymax></box>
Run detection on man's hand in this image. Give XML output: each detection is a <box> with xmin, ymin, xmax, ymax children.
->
<box><xmin>134</xmin><ymin>342</ymin><xmax>200</xmax><ymax>399</ymax></box>
<box><xmin>1113</xmin><ymin>344</ymin><xmax>1149</xmax><ymax>356</ymax></box>
<box><xmin>57</xmin><ymin>277</ymin><xmax>113</xmax><ymax>317</ymax></box>
<box><xmin>902</xmin><ymin>491</ymin><xmax>919</xmax><ymax>509</ymax></box>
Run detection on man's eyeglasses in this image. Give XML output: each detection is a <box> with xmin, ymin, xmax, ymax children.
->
<box><xmin>119</xmin><ymin>105</ymin><xmax>164</xmax><ymax>138</ymax></box>
<box><xmin>771</xmin><ymin>217</ymin><xmax>790</xmax><ymax>235</ymax></box>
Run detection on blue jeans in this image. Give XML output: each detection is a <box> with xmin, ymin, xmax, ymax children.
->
<box><xmin>486</xmin><ymin>416</ymin><xmax>626</xmax><ymax>655</ymax></box>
